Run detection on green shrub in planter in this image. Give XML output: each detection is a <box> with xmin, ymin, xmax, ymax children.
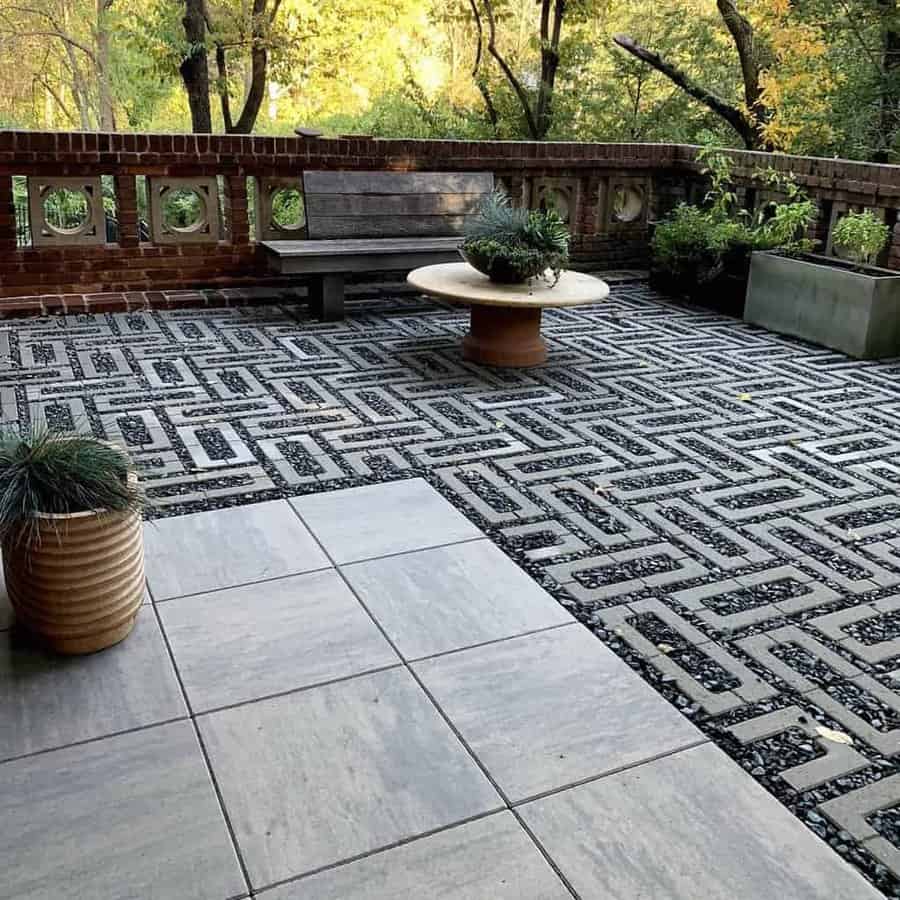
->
<box><xmin>460</xmin><ymin>190</ymin><xmax>569</xmax><ymax>285</ymax></box>
<box><xmin>651</xmin><ymin>143</ymin><xmax>817</xmax><ymax>311</ymax></box>
<box><xmin>832</xmin><ymin>211</ymin><xmax>890</xmax><ymax>267</ymax></box>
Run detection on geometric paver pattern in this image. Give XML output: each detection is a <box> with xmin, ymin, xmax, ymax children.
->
<box><xmin>2</xmin><ymin>280</ymin><xmax>900</xmax><ymax>894</ymax></box>
<box><xmin>0</xmin><ymin>480</ymin><xmax>882</xmax><ymax>899</ymax></box>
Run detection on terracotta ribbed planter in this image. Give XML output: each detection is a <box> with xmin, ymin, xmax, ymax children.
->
<box><xmin>3</xmin><ymin>497</ymin><xmax>144</xmax><ymax>655</ymax></box>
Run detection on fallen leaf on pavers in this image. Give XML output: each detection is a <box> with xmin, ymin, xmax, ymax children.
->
<box><xmin>815</xmin><ymin>726</ymin><xmax>854</xmax><ymax>745</ymax></box>
<box><xmin>737</xmin><ymin>392</ymin><xmax>752</xmax><ymax>401</ymax></box>
<box><xmin>657</xmin><ymin>642</ymin><xmax>675</xmax><ymax>654</ymax></box>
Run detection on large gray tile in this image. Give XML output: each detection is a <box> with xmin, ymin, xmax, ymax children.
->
<box><xmin>344</xmin><ymin>540</ymin><xmax>572</xmax><ymax>659</ymax></box>
<box><xmin>414</xmin><ymin>625</ymin><xmax>702</xmax><ymax>802</ymax></box>
<box><xmin>144</xmin><ymin>499</ymin><xmax>329</xmax><ymax>600</ymax></box>
<box><xmin>519</xmin><ymin>743</ymin><xmax>882</xmax><ymax>900</ymax></box>
<box><xmin>259</xmin><ymin>812</ymin><xmax>570</xmax><ymax>900</ymax></box>
<box><xmin>159</xmin><ymin>569</ymin><xmax>399</xmax><ymax>711</ymax></box>
<box><xmin>0</xmin><ymin>720</ymin><xmax>246</xmax><ymax>900</ymax></box>
<box><xmin>0</xmin><ymin>607</ymin><xmax>186</xmax><ymax>760</ymax></box>
<box><xmin>291</xmin><ymin>478</ymin><xmax>482</xmax><ymax>564</ymax></box>
<box><xmin>199</xmin><ymin>667</ymin><xmax>501</xmax><ymax>889</ymax></box>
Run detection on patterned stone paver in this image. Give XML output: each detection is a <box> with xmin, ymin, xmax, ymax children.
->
<box><xmin>2</xmin><ymin>281</ymin><xmax>900</xmax><ymax>894</ymax></box>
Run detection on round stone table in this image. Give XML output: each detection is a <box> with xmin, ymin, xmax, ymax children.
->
<box><xmin>407</xmin><ymin>262</ymin><xmax>609</xmax><ymax>367</ymax></box>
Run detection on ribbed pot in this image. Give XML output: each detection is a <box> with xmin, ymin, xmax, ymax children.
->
<box><xmin>3</xmin><ymin>501</ymin><xmax>144</xmax><ymax>655</ymax></box>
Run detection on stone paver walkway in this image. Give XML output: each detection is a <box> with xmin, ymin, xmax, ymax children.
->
<box><xmin>4</xmin><ymin>282</ymin><xmax>900</xmax><ymax>893</ymax></box>
<box><xmin>0</xmin><ymin>479</ymin><xmax>882</xmax><ymax>898</ymax></box>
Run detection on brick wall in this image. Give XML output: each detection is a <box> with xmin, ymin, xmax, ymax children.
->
<box><xmin>2</xmin><ymin>129</ymin><xmax>900</xmax><ymax>313</ymax></box>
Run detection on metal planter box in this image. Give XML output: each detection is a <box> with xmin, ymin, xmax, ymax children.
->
<box><xmin>745</xmin><ymin>251</ymin><xmax>900</xmax><ymax>359</ymax></box>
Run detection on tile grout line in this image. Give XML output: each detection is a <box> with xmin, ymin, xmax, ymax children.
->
<box><xmin>249</xmin><ymin>807</ymin><xmax>505</xmax><ymax>896</ymax></box>
<box><xmin>147</xmin><ymin>532</ymin><xmax>489</xmax><ymax>607</ymax></box>
<box><xmin>148</xmin><ymin>597</ymin><xmax>256</xmax><ymax>900</ymax></box>
<box><xmin>285</xmin><ymin>499</ymin><xmax>583</xmax><ymax>900</ymax></box>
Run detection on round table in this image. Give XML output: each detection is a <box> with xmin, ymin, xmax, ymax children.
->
<box><xmin>407</xmin><ymin>262</ymin><xmax>609</xmax><ymax>367</ymax></box>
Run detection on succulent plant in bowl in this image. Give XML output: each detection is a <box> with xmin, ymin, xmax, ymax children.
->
<box><xmin>460</xmin><ymin>190</ymin><xmax>570</xmax><ymax>286</ymax></box>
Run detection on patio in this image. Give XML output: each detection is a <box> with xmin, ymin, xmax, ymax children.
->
<box><xmin>1</xmin><ymin>280</ymin><xmax>899</xmax><ymax>897</ymax></box>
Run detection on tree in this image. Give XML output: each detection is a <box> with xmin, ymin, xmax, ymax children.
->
<box><xmin>613</xmin><ymin>0</ymin><xmax>774</xmax><ymax>150</ymax></box>
<box><xmin>213</xmin><ymin>0</ymin><xmax>283</xmax><ymax>133</ymax></box>
<box><xmin>179</xmin><ymin>0</ymin><xmax>211</xmax><ymax>131</ymax></box>
<box><xmin>473</xmin><ymin>0</ymin><xmax>570</xmax><ymax>140</ymax></box>
<box><xmin>0</xmin><ymin>0</ymin><xmax>119</xmax><ymax>130</ymax></box>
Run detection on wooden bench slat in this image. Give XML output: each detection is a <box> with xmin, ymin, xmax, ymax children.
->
<box><xmin>303</xmin><ymin>171</ymin><xmax>494</xmax><ymax>195</ymax></box>
<box><xmin>308</xmin><ymin>215</ymin><xmax>470</xmax><ymax>239</ymax></box>
<box><xmin>304</xmin><ymin>193</ymin><xmax>485</xmax><ymax>217</ymax></box>
<box><xmin>263</xmin><ymin>236</ymin><xmax>461</xmax><ymax>257</ymax></box>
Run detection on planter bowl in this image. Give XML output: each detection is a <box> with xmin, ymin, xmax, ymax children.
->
<box><xmin>3</xmin><ymin>498</ymin><xmax>144</xmax><ymax>655</ymax></box>
<box><xmin>459</xmin><ymin>247</ymin><xmax>546</xmax><ymax>284</ymax></box>
<box><xmin>745</xmin><ymin>251</ymin><xmax>900</xmax><ymax>359</ymax></box>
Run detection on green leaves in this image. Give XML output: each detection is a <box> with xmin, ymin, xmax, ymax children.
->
<box><xmin>832</xmin><ymin>210</ymin><xmax>891</xmax><ymax>266</ymax></box>
<box><xmin>0</xmin><ymin>427</ymin><xmax>143</xmax><ymax>549</ymax></box>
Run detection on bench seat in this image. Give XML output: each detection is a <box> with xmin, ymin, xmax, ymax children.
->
<box><xmin>259</xmin><ymin>170</ymin><xmax>493</xmax><ymax>320</ymax></box>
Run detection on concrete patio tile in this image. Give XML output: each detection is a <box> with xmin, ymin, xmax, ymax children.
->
<box><xmin>199</xmin><ymin>667</ymin><xmax>501</xmax><ymax>889</ymax></box>
<box><xmin>144</xmin><ymin>499</ymin><xmax>329</xmax><ymax>600</ymax></box>
<box><xmin>342</xmin><ymin>539</ymin><xmax>573</xmax><ymax>659</ymax></box>
<box><xmin>518</xmin><ymin>743</ymin><xmax>882</xmax><ymax>900</ymax></box>
<box><xmin>291</xmin><ymin>478</ymin><xmax>482</xmax><ymax>564</ymax></box>
<box><xmin>0</xmin><ymin>607</ymin><xmax>186</xmax><ymax>760</ymax></box>
<box><xmin>413</xmin><ymin>625</ymin><xmax>703</xmax><ymax>802</ymax></box>
<box><xmin>258</xmin><ymin>812</ymin><xmax>571</xmax><ymax>900</ymax></box>
<box><xmin>0</xmin><ymin>720</ymin><xmax>246</xmax><ymax>900</ymax></box>
<box><xmin>159</xmin><ymin>569</ymin><xmax>399</xmax><ymax>711</ymax></box>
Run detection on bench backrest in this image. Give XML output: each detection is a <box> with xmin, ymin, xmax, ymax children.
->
<box><xmin>302</xmin><ymin>171</ymin><xmax>494</xmax><ymax>240</ymax></box>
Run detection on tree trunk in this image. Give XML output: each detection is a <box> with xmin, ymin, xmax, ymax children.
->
<box><xmin>534</xmin><ymin>0</ymin><xmax>566</xmax><ymax>141</ymax></box>
<box><xmin>96</xmin><ymin>0</ymin><xmax>116</xmax><ymax>130</ymax></box>
<box><xmin>214</xmin><ymin>0</ymin><xmax>279</xmax><ymax>134</ymax></box>
<box><xmin>479</xmin><ymin>0</ymin><xmax>568</xmax><ymax>140</ymax></box>
<box><xmin>875</xmin><ymin>0</ymin><xmax>900</xmax><ymax>161</ymax></box>
<box><xmin>180</xmin><ymin>0</ymin><xmax>211</xmax><ymax>133</ymax></box>
<box><xmin>613</xmin><ymin>0</ymin><xmax>779</xmax><ymax>153</ymax></box>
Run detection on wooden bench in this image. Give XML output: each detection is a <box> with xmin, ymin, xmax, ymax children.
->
<box><xmin>261</xmin><ymin>170</ymin><xmax>494</xmax><ymax>320</ymax></box>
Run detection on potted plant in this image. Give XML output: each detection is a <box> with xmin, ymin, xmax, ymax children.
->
<box><xmin>0</xmin><ymin>428</ymin><xmax>145</xmax><ymax>654</ymax></box>
<box><xmin>745</xmin><ymin>210</ymin><xmax>900</xmax><ymax>359</ymax></box>
<box><xmin>651</xmin><ymin>144</ymin><xmax>817</xmax><ymax>315</ymax></box>
<box><xmin>460</xmin><ymin>190</ymin><xmax>570</xmax><ymax>286</ymax></box>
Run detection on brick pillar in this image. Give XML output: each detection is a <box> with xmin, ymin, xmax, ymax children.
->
<box><xmin>114</xmin><ymin>175</ymin><xmax>140</xmax><ymax>247</ymax></box>
<box><xmin>224</xmin><ymin>175</ymin><xmax>250</xmax><ymax>245</ymax></box>
<box><xmin>0</xmin><ymin>176</ymin><xmax>17</xmax><ymax>251</ymax></box>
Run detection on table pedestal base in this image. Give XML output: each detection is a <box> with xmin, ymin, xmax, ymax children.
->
<box><xmin>462</xmin><ymin>304</ymin><xmax>546</xmax><ymax>367</ymax></box>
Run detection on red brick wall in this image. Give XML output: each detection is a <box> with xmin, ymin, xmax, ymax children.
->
<box><xmin>3</xmin><ymin>129</ymin><xmax>900</xmax><ymax>310</ymax></box>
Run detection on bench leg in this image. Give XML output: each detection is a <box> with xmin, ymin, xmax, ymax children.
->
<box><xmin>308</xmin><ymin>274</ymin><xmax>345</xmax><ymax>321</ymax></box>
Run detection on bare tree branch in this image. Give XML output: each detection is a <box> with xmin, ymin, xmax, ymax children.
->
<box><xmin>468</xmin><ymin>0</ymin><xmax>498</xmax><ymax>130</ymax></box>
<box><xmin>613</xmin><ymin>31</ymin><xmax>768</xmax><ymax>150</ymax></box>
<box><xmin>481</xmin><ymin>0</ymin><xmax>540</xmax><ymax>138</ymax></box>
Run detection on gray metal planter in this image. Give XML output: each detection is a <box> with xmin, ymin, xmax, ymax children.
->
<box><xmin>745</xmin><ymin>251</ymin><xmax>900</xmax><ymax>359</ymax></box>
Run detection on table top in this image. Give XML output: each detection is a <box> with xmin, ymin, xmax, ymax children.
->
<box><xmin>407</xmin><ymin>263</ymin><xmax>610</xmax><ymax>309</ymax></box>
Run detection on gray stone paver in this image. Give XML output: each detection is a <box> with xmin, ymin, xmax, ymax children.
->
<box><xmin>291</xmin><ymin>477</ymin><xmax>482</xmax><ymax>563</ymax></box>
<box><xmin>157</xmin><ymin>569</ymin><xmax>399</xmax><ymax>711</ymax></box>
<box><xmin>519</xmin><ymin>743</ymin><xmax>883</xmax><ymax>900</ymax></box>
<box><xmin>257</xmin><ymin>812</ymin><xmax>572</xmax><ymax>900</ymax></box>
<box><xmin>342</xmin><ymin>538</ymin><xmax>572</xmax><ymax>659</ymax></box>
<box><xmin>144</xmin><ymin>499</ymin><xmax>329</xmax><ymax>599</ymax></box>
<box><xmin>198</xmin><ymin>666</ymin><xmax>502</xmax><ymax>889</ymax></box>
<box><xmin>0</xmin><ymin>721</ymin><xmax>246</xmax><ymax>900</ymax></box>
<box><xmin>413</xmin><ymin>624</ymin><xmax>704</xmax><ymax>802</ymax></box>
<box><xmin>0</xmin><ymin>607</ymin><xmax>185</xmax><ymax>760</ymax></box>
